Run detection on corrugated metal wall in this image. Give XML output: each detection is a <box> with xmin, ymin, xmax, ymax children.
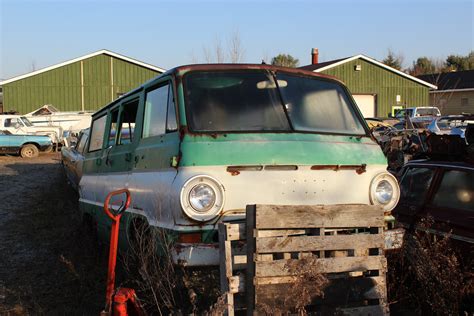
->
<box><xmin>321</xmin><ymin>58</ymin><xmax>429</xmax><ymax>117</ymax></box>
<box><xmin>3</xmin><ymin>54</ymin><xmax>161</xmax><ymax>114</ymax></box>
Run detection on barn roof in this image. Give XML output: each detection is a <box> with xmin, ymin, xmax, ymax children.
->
<box><xmin>0</xmin><ymin>49</ymin><xmax>166</xmax><ymax>85</ymax></box>
<box><xmin>300</xmin><ymin>54</ymin><xmax>437</xmax><ymax>89</ymax></box>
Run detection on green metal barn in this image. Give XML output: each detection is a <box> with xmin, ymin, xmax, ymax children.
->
<box><xmin>0</xmin><ymin>50</ymin><xmax>165</xmax><ymax>114</ymax></box>
<box><xmin>301</xmin><ymin>50</ymin><xmax>437</xmax><ymax>117</ymax></box>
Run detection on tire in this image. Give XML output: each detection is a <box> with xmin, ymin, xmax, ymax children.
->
<box><xmin>20</xmin><ymin>144</ymin><xmax>39</xmax><ymax>158</ymax></box>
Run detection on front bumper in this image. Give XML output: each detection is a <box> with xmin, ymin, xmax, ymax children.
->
<box><xmin>172</xmin><ymin>242</ymin><xmax>220</xmax><ymax>266</ymax></box>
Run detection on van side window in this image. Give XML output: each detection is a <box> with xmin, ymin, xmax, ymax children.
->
<box><xmin>89</xmin><ymin>115</ymin><xmax>107</xmax><ymax>152</ymax></box>
<box><xmin>118</xmin><ymin>99</ymin><xmax>139</xmax><ymax>145</ymax></box>
<box><xmin>167</xmin><ymin>88</ymin><xmax>178</xmax><ymax>132</ymax></box>
<box><xmin>143</xmin><ymin>83</ymin><xmax>170</xmax><ymax>138</ymax></box>
<box><xmin>108</xmin><ymin>109</ymin><xmax>119</xmax><ymax>146</ymax></box>
<box><xmin>75</xmin><ymin>133</ymin><xmax>88</xmax><ymax>153</ymax></box>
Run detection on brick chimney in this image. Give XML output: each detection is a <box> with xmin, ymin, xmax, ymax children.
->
<box><xmin>311</xmin><ymin>48</ymin><xmax>319</xmax><ymax>65</ymax></box>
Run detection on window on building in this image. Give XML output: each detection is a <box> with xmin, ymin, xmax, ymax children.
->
<box><xmin>461</xmin><ymin>98</ymin><xmax>469</xmax><ymax>106</ymax></box>
<box><xmin>89</xmin><ymin>115</ymin><xmax>107</xmax><ymax>152</ymax></box>
<box><xmin>118</xmin><ymin>99</ymin><xmax>139</xmax><ymax>145</ymax></box>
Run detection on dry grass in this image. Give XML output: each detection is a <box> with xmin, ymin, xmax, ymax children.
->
<box><xmin>122</xmin><ymin>220</ymin><xmax>220</xmax><ymax>315</ymax></box>
<box><xmin>387</xmin><ymin>217</ymin><xmax>473</xmax><ymax>315</ymax></box>
<box><xmin>256</xmin><ymin>256</ymin><xmax>329</xmax><ymax>315</ymax></box>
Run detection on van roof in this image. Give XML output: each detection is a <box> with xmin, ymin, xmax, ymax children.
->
<box><xmin>92</xmin><ymin>64</ymin><xmax>343</xmax><ymax>117</ymax></box>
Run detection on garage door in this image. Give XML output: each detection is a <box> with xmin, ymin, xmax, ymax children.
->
<box><xmin>352</xmin><ymin>94</ymin><xmax>375</xmax><ymax>118</ymax></box>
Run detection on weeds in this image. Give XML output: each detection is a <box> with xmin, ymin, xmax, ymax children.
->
<box><xmin>122</xmin><ymin>220</ymin><xmax>220</xmax><ymax>315</ymax></box>
<box><xmin>387</xmin><ymin>216</ymin><xmax>472</xmax><ymax>315</ymax></box>
<box><xmin>256</xmin><ymin>256</ymin><xmax>329</xmax><ymax>315</ymax></box>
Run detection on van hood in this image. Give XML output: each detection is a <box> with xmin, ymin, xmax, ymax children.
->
<box><xmin>179</xmin><ymin>133</ymin><xmax>386</xmax><ymax>167</ymax></box>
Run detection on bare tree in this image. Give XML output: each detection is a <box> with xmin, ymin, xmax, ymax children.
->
<box><xmin>214</xmin><ymin>36</ymin><xmax>225</xmax><ymax>63</ymax></box>
<box><xmin>202</xmin><ymin>46</ymin><xmax>212</xmax><ymax>63</ymax></box>
<box><xmin>228</xmin><ymin>30</ymin><xmax>245</xmax><ymax>63</ymax></box>
<box><xmin>189</xmin><ymin>50</ymin><xmax>199</xmax><ymax>64</ymax></box>
<box><xmin>192</xmin><ymin>31</ymin><xmax>245</xmax><ymax>64</ymax></box>
<box><xmin>429</xmin><ymin>72</ymin><xmax>459</xmax><ymax>113</ymax></box>
<box><xmin>30</xmin><ymin>60</ymin><xmax>37</xmax><ymax>72</ymax></box>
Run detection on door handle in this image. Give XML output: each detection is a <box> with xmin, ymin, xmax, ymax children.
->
<box><xmin>105</xmin><ymin>145</ymin><xmax>113</xmax><ymax>166</ymax></box>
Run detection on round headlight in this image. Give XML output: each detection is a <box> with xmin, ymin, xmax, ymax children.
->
<box><xmin>370</xmin><ymin>172</ymin><xmax>400</xmax><ymax>211</ymax></box>
<box><xmin>180</xmin><ymin>175</ymin><xmax>225</xmax><ymax>222</ymax></box>
<box><xmin>189</xmin><ymin>183</ymin><xmax>216</xmax><ymax>212</ymax></box>
<box><xmin>375</xmin><ymin>180</ymin><xmax>393</xmax><ymax>204</ymax></box>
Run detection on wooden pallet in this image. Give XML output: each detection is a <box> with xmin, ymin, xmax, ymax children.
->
<box><xmin>219</xmin><ymin>204</ymin><xmax>389</xmax><ymax>315</ymax></box>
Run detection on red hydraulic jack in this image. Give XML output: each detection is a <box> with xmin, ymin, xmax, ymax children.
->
<box><xmin>101</xmin><ymin>189</ymin><xmax>145</xmax><ymax>316</ymax></box>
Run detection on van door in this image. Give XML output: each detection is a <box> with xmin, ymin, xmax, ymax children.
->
<box><xmin>130</xmin><ymin>79</ymin><xmax>180</xmax><ymax>220</ymax></box>
<box><xmin>103</xmin><ymin>98</ymin><xmax>140</xmax><ymax>173</ymax></box>
<box><xmin>134</xmin><ymin>79</ymin><xmax>180</xmax><ymax>171</ymax></box>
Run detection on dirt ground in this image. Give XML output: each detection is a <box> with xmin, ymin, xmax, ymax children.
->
<box><xmin>0</xmin><ymin>153</ymin><xmax>106</xmax><ymax>315</ymax></box>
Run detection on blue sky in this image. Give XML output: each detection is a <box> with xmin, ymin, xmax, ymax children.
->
<box><xmin>0</xmin><ymin>0</ymin><xmax>473</xmax><ymax>80</ymax></box>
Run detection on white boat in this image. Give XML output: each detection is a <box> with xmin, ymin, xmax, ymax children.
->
<box><xmin>26</xmin><ymin>105</ymin><xmax>93</xmax><ymax>134</ymax></box>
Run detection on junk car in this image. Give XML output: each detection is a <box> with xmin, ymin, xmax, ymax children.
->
<box><xmin>393</xmin><ymin>160</ymin><xmax>474</xmax><ymax>262</ymax></box>
<box><xmin>0</xmin><ymin>130</ymin><xmax>52</xmax><ymax>157</ymax></box>
<box><xmin>79</xmin><ymin>64</ymin><xmax>400</xmax><ymax>266</ymax></box>
<box><xmin>62</xmin><ymin>128</ymin><xmax>89</xmax><ymax>191</ymax></box>
<box><xmin>0</xmin><ymin>114</ymin><xmax>64</xmax><ymax>147</ymax></box>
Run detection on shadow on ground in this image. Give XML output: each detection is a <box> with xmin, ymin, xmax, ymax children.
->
<box><xmin>0</xmin><ymin>154</ymin><xmax>107</xmax><ymax>315</ymax></box>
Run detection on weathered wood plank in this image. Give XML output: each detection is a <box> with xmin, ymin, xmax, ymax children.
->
<box><xmin>257</xmin><ymin>229</ymin><xmax>306</xmax><ymax>237</ymax></box>
<box><xmin>226</xmin><ymin>222</ymin><xmax>246</xmax><ymax>241</ymax></box>
<box><xmin>218</xmin><ymin>224</ymin><xmax>232</xmax><ymax>292</ymax></box>
<box><xmin>337</xmin><ymin>304</ymin><xmax>388</xmax><ymax>316</ymax></box>
<box><xmin>256</xmin><ymin>256</ymin><xmax>387</xmax><ymax>277</ymax></box>
<box><xmin>224</xmin><ymin>293</ymin><xmax>235</xmax><ymax>316</ymax></box>
<box><xmin>256</xmin><ymin>254</ymin><xmax>273</xmax><ymax>261</ymax></box>
<box><xmin>245</xmin><ymin>205</ymin><xmax>256</xmax><ymax>315</ymax></box>
<box><xmin>229</xmin><ymin>275</ymin><xmax>245</xmax><ymax>294</ymax></box>
<box><xmin>255</xmin><ymin>204</ymin><xmax>384</xmax><ymax>229</ymax></box>
<box><xmin>255</xmin><ymin>276</ymin><xmax>386</xmax><ymax>309</ymax></box>
<box><xmin>218</xmin><ymin>223</ymin><xmax>235</xmax><ymax>316</ymax></box>
<box><xmin>256</xmin><ymin>234</ymin><xmax>384</xmax><ymax>253</ymax></box>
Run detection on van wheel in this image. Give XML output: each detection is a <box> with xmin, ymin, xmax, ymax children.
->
<box><xmin>20</xmin><ymin>144</ymin><xmax>39</xmax><ymax>158</ymax></box>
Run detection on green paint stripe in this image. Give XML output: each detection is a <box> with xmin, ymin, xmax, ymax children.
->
<box><xmin>180</xmin><ymin>133</ymin><xmax>386</xmax><ymax>166</ymax></box>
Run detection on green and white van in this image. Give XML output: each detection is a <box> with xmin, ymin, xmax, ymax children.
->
<box><xmin>79</xmin><ymin>64</ymin><xmax>400</xmax><ymax>266</ymax></box>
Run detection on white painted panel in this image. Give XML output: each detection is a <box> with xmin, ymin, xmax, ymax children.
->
<box><xmin>353</xmin><ymin>94</ymin><xmax>375</xmax><ymax>118</ymax></box>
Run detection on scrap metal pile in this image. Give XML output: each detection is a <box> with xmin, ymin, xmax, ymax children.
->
<box><xmin>369</xmin><ymin>115</ymin><xmax>474</xmax><ymax>171</ymax></box>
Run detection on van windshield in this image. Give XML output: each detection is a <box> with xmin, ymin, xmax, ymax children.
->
<box><xmin>395</xmin><ymin>109</ymin><xmax>413</xmax><ymax>119</ymax></box>
<box><xmin>184</xmin><ymin>71</ymin><xmax>366</xmax><ymax>135</ymax></box>
<box><xmin>20</xmin><ymin>117</ymin><xmax>33</xmax><ymax>127</ymax></box>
